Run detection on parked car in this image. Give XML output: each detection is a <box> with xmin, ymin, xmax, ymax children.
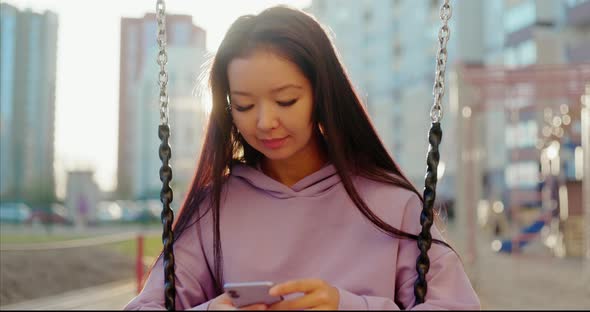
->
<box><xmin>0</xmin><ymin>202</ymin><xmax>32</xmax><ymax>224</ymax></box>
<box><xmin>137</xmin><ymin>199</ymin><xmax>162</xmax><ymax>222</ymax></box>
<box><xmin>96</xmin><ymin>201</ymin><xmax>123</xmax><ymax>223</ymax></box>
<box><xmin>25</xmin><ymin>204</ymin><xmax>72</xmax><ymax>226</ymax></box>
<box><xmin>96</xmin><ymin>199</ymin><xmax>162</xmax><ymax>224</ymax></box>
<box><xmin>116</xmin><ymin>200</ymin><xmax>143</xmax><ymax>222</ymax></box>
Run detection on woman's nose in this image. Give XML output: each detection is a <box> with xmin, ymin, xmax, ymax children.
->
<box><xmin>256</xmin><ymin>103</ymin><xmax>280</xmax><ymax>130</ymax></box>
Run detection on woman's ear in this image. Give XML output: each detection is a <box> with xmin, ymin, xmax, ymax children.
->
<box><xmin>225</xmin><ymin>94</ymin><xmax>232</xmax><ymax>114</ymax></box>
<box><xmin>318</xmin><ymin>123</ymin><xmax>326</xmax><ymax>137</ymax></box>
<box><xmin>231</xmin><ymin>124</ymin><xmax>239</xmax><ymax>135</ymax></box>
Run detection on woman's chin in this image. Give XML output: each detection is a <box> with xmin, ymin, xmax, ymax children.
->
<box><xmin>261</xmin><ymin>150</ymin><xmax>293</xmax><ymax>161</ymax></box>
<box><xmin>258</xmin><ymin>146</ymin><xmax>296</xmax><ymax>161</ymax></box>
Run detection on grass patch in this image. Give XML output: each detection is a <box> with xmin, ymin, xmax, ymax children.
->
<box><xmin>0</xmin><ymin>231</ymin><xmax>163</xmax><ymax>263</ymax></box>
<box><xmin>0</xmin><ymin>234</ymin><xmax>92</xmax><ymax>244</ymax></box>
<box><xmin>108</xmin><ymin>234</ymin><xmax>163</xmax><ymax>261</ymax></box>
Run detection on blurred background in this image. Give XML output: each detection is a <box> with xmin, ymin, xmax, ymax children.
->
<box><xmin>0</xmin><ymin>0</ymin><xmax>589</xmax><ymax>309</ymax></box>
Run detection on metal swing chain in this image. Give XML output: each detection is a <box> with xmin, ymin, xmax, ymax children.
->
<box><xmin>414</xmin><ymin>0</ymin><xmax>452</xmax><ymax>305</ymax></box>
<box><xmin>156</xmin><ymin>0</ymin><xmax>176</xmax><ymax>310</ymax></box>
<box><xmin>155</xmin><ymin>0</ymin><xmax>449</xmax><ymax>308</ymax></box>
<box><xmin>430</xmin><ymin>0</ymin><xmax>451</xmax><ymax>123</ymax></box>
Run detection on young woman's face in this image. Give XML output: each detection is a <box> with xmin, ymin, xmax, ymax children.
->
<box><xmin>228</xmin><ymin>49</ymin><xmax>317</xmax><ymax>162</ymax></box>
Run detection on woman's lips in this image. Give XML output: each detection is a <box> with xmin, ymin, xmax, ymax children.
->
<box><xmin>260</xmin><ymin>136</ymin><xmax>288</xmax><ymax>149</ymax></box>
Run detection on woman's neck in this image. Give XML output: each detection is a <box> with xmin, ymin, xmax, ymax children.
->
<box><xmin>260</xmin><ymin>136</ymin><xmax>328</xmax><ymax>188</ymax></box>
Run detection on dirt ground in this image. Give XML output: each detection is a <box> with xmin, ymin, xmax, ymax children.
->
<box><xmin>445</xmin><ymin>225</ymin><xmax>590</xmax><ymax>310</ymax></box>
<box><xmin>0</xmin><ymin>246</ymin><xmax>138</xmax><ymax>306</ymax></box>
<box><xmin>2</xmin><ymin>224</ymin><xmax>589</xmax><ymax>309</ymax></box>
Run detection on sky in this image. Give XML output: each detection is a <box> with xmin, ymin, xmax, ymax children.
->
<box><xmin>6</xmin><ymin>0</ymin><xmax>312</xmax><ymax>198</ymax></box>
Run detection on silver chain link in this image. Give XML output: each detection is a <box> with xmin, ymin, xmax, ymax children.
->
<box><xmin>430</xmin><ymin>0</ymin><xmax>452</xmax><ymax>123</ymax></box>
<box><xmin>156</xmin><ymin>0</ymin><xmax>169</xmax><ymax>125</ymax></box>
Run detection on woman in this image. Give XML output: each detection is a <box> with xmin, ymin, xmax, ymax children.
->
<box><xmin>125</xmin><ymin>5</ymin><xmax>480</xmax><ymax>310</ymax></box>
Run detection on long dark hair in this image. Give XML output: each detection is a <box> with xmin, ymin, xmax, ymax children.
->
<box><xmin>170</xmin><ymin>5</ymin><xmax>451</xmax><ymax>296</ymax></box>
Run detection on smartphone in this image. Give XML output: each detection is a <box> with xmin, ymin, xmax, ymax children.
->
<box><xmin>223</xmin><ymin>281</ymin><xmax>284</xmax><ymax>308</ymax></box>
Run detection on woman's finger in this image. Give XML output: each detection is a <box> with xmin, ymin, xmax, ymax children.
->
<box><xmin>268</xmin><ymin>291</ymin><xmax>324</xmax><ymax>310</ymax></box>
<box><xmin>307</xmin><ymin>305</ymin><xmax>333</xmax><ymax>311</ymax></box>
<box><xmin>269</xmin><ymin>278</ymin><xmax>324</xmax><ymax>296</ymax></box>
<box><xmin>238</xmin><ymin>303</ymin><xmax>267</xmax><ymax>310</ymax></box>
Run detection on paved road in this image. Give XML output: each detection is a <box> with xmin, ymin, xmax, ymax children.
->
<box><xmin>446</xmin><ymin>224</ymin><xmax>590</xmax><ymax>310</ymax></box>
<box><xmin>0</xmin><ymin>279</ymin><xmax>136</xmax><ymax>310</ymax></box>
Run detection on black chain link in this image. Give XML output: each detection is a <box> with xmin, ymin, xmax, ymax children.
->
<box><xmin>156</xmin><ymin>0</ymin><xmax>175</xmax><ymax>309</ymax></box>
<box><xmin>159</xmin><ymin>124</ymin><xmax>176</xmax><ymax>310</ymax></box>
<box><xmin>414</xmin><ymin>122</ymin><xmax>442</xmax><ymax>304</ymax></box>
<box><xmin>415</xmin><ymin>0</ymin><xmax>451</xmax><ymax>304</ymax></box>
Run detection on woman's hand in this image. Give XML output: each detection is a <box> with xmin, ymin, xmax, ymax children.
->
<box><xmin>267</xmin><ymin>278</ymin><xmax>340</xmax><ymax>310</ymax></box>
<box><xmin>207</xmin><ymin>293</ymin><xmax>267</xmax><ymax>310</ymax></box>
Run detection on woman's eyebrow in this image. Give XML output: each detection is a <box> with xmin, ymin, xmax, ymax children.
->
<box><xmin>230</xmin><ymin>90</ymin><xmax>253</xmax><ymax>96</ymax></box>
<box><xmin>230</xmin><ymin>84</ymin><xmax>303</xmax><ymax>97</ymax></box>
<box><xmin>271</xmin><ymin>84</ymin><xmax>302</xmax><ymax>94</ymax></box>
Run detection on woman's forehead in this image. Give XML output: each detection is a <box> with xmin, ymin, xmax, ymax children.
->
<box><xmin>227</xmin><ymin>50</ymin><xmax>308</xmax><ymax>94</ymax></box>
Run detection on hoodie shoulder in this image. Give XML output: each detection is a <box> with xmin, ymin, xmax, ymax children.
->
<box><xmin>353</xmin><ymin>175</ymin><xmax>423</xmax><ymax>233</ymax></box>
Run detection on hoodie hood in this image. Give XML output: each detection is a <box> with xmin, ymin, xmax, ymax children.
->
<box><xmin>230</xmin><ymin>162</ymin><xmax>341</xmax><ymax>199</ymax></box>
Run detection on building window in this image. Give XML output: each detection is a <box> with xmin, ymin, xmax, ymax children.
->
<box><xmin>567</xmin><ymin>0</ymin><xmax>589</xmax><ymax>7</ymax></box>
<box><xmin>174</xmin><ymin>22</ymin><xmax>191</xmax><ymax>45</ymax></box>
<box><xmin>504</xmin><ymin>0</ymin><xmax>535</xmax><ymax>34</ymax></box>
<box><xmin>363</xmin><ymin>9</ymin><xmax>373</xmax><ymax>23</ymax></box>
<box><xmin>504</xmin><ymin>48</ymin><xmax>517</xmax><ymax>67</ymax></box>
<box><xmin>505</xmin><ymin>161</ymin><xmax>539</xmax><ymax>188</ymax></box>
<box><xmin>336</xmin><ymin>7</ymin><xmax>349</xmax><ymax>22</ymax></box>
<box><xmin>505</xmin><ymin>0</ymin><xmax>527</xmax><ymax>8</ymax></box>
<box><xmin>392</xmin><ymin>0</ymin><xmax>402</xmax><ymax>18</ymax></box>
<box><xmin>391</xmin><ymin>41</ymin><xmax>403</xmax><ymax>71</ymax></box>
<box><xmin>504</xmin><ymin>39</ymin><xmax>536</xmax><ymax>67</ymax></box>
<box><xmin>393</xmin><ymin>41</ymin><xmax>403</xmax><ymax>57</ymax></box>
<box><xmin>505</xmin><ymin>119</ymin><xmax>538</xmax><ymax>148</ymax></box>
<box><xmin>518</xmin><ymin>40</ymin><xmax>537</xmax><ymax>65</ymax></box>
<box><xmin>430</xmin><ymin>0</ymin><xmax>439</xmax><ymax>9</ymax></box>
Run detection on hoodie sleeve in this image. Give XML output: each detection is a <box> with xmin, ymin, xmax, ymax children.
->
<box><xmin>124</xmin><ymin>220</ymin><xmax>217</xmax><ymax>310</ymax></box>
<box><xmin>394</xmin><ymin>193</ymin><xmax>480</xmax><ymax>310</ymax></box>
<box><xmin>338</xmin><ymin>193</ymin><xmax>480</xmax><ymax>310</ymax></box>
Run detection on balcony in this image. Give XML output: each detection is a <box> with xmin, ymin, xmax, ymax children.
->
<box><xmin>567</xmin><ymin>41</ymin><xmax>590</xmax><ymax>62</ymax></box>
<box><xmin>567</xmin><ymin>0</ymin><xmax>590</xmax><ymax>26</ymax></box>
<box><xmin>505</xmin><ymin>24</ymin><xmax>535</xmax><ymax>47</ymax></box>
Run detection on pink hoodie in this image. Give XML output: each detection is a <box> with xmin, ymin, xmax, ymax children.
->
<box><xmin>125</xmin><ymin>163</ymin><xmax>480</xmax><ymax>310</ymax></box>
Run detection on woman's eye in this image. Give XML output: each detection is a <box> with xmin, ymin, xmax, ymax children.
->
<box><xmin>277</xmin><ymin>99</ymin><xmax>297</xmax><ymax>107</ymax></box>
<box><xmin>234</xmin><ymin>104</ymin><xmax>254</xmax><ymax>112</ymax></box>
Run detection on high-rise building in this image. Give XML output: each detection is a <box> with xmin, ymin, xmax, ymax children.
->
<box><xmin>0</xmin><ymin>3</ymin><xmax>58</xmax><ymax>206</ymax></box>
<box><xmin>132</xmin><ymin>45</ymin><xmax>208</xmax><ymax>207</ymax></box>
<box><xmin>308</xmin><ymin>0</ymin><xmax>467</xmax><ymax>197</ymax></box>
<box><xmin>565</xmin><ymin>0</ymin><xmax>590</xmax><ymax>62</ymax></box>
<box><xmin>308</xmin><ymin>0</ymin><xmax>589</xmax><ymax>264</ymax></box>
<box><xmin>309</xmin><ymin>0</ymin><xmax>589</xmax><ymax>203</ymax></box>
<box><xmin>481</xmin><ymin>0</ymin><xmax>589</xmax><ymax>210</ymax></box>
<box><xmin>117</xmin><ymin>13</ymin><xmax>207</xmax><ymax>199</ymax></box>
<box><xmin>0</xmin><ymin>3</ymin><xmax>18</xmax><ymax>201</ymax></box>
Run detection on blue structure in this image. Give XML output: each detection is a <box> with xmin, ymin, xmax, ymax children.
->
<box><xmin>496</xmin><ymin>208</ymin><xmax>559</xmax><ymax>253</ymax></box>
